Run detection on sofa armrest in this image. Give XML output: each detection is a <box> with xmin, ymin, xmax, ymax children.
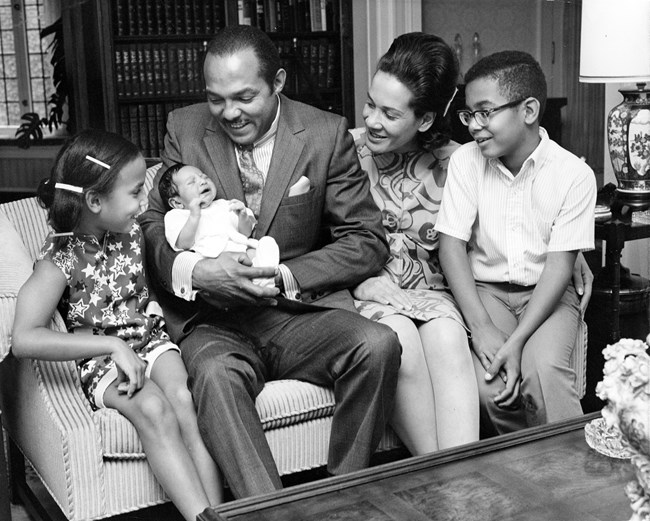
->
<box><xmin>0</xmin><ymin>300</ymin><xmax>110</xmax><ymax>520</ymax></box>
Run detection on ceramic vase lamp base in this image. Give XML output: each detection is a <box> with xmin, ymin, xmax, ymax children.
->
<box><xmin>609</xmin><ymin>83</ymin><xmax>650</xmax><ymax>211</ymax></box>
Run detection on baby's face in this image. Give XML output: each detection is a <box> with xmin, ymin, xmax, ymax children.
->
<box><xmin>173</xmin><ymin>166</ymin><xmax>217</xmax><ymax>208</ymax></box>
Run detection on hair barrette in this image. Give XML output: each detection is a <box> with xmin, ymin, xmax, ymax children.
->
<box><xmin>51</xmin><ymin>231</ymin><xmax>74</xmax><ymax>237</ymax></box>
<box><xmin>86</xmin><ymin>155</ymin><xmax>111</xmax><ymax>170</ymax></box>
<box><xmin>55</xmin><ymin>182</ymin><xmax>83</xmax><ymax>193</ymax></box>
<box><xmin>443</xmin><ymin>87</ymin><xmax>458</xmax><ymax>118</ymax></box>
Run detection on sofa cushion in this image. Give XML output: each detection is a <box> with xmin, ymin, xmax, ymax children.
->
<box><xmin>143</xmin><ymin>163</ymin><xmax>162</xmax><ymax>210</ymax></box>
<box><xmin>96</xmin><ymin>379</ymin><xmax>337</xmax><ymax>459</ymax></box>
<box><xmin>0</xmin><ymin>208</ymin><xmax>39</xmax><ymax>362</ymax></box>
<box><xmin>0</xmin><ymin>197</ymin><xmax>50</xmax><ymax>261</ymax></box>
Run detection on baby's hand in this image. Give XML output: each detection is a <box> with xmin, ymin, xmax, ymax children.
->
<box><xmin>228</xmin><ymin>199</ymin><xmax>246</xmax><ymax>213</ymax></box>
<box><xmin>188</xmin><ymin>197</ymin><xmax>203</xmax><ymax>214</ymax></box>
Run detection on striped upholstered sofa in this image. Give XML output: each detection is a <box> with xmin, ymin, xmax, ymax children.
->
<box><xmin>0</xmin><ymin>164</ymin><xmax>405</xmax><ymax>521</ymax></box>
<box><xmin>0</xmin><ymin>164</ymin><xmax>587</xmax><ymax>521</ymax></box>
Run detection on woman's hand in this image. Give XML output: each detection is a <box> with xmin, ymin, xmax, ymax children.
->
<box><xmin>110</xmin><ymin>340</ymin><xmax>147</xmax><ymax>398</ymax></box>
<box><xmin>572</xmin><ymin>252</ymin><xmax>594</xmax><ymax>315</ymax></box>
<box><xmin>352</xmin><ymin>276</ymin><xmax>413</xmax><ymax>311</ymax></box>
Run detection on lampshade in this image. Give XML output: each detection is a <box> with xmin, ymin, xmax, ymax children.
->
<box><xmin>579</xmin><ymin>0</ymin><xmax>650</xmax><ymax>83</ymax></box>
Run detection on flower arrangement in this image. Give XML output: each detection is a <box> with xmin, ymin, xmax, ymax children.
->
<box><xmin>595</xmin><ymin>336</ymin><xmax>650</xmax><ymax>521</ymax></box>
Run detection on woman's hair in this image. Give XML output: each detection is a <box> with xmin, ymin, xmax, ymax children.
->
<box><xmin>37</xmin><ymin>129</ymin><xmax>141</xmax><ymax>234</ymax></box>
<box><xmin>375</xmin><ymin>32</ymin><xmax>459</xmax><ymax>151</ymax></box>
<box><xmin>158</xmin><ymin>163</ymin><xmax>186</xmax><ymax>211</ymax></box>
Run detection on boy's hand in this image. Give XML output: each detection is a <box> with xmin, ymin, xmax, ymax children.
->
<box><xmin>470</xmin><ymin>322</ymin><xmax>509</xmax><ymax>374</ymax></box>
<box><xmin>485</xmin><ymin>338</ymin><xmax>524</xmax><ymax>407</ymax></box>
<box><xmin>572</xmin><ymin>253</ymin><xmax>593</xmax><ymax>315</ymax></box>
<box><xmin>352</xmin><ymin>276</ymin><xmax>413</xmax><ymax>311</ymax></box>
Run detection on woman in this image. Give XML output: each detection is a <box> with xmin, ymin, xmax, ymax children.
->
<box><xmin>352</xmin><ymin>33</ymin><xmax>593</xmax><ymax>454</ymax></box>
<box><xmin>352</xmin><ymin>32</ymin><xmax>479</xmax><ymax>455</ymax></box>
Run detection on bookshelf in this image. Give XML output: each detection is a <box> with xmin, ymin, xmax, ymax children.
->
<box><xmin>62</xmin><ymin>0</ymin><xmax>354</xmax><ymax>159</ymax></box>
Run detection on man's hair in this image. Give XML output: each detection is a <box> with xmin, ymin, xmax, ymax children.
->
<box><xmin>464</xmin><ymin>50</ymin><xmax>547</xmax><ymax>120</ymax></box>
<box><xmin>205</xmin><ymin>25</ymin><xmax>281</xmax><ymax>90</ymax></box>
<box><xmin>158</xmin><ymin>163</ymin><xmax>186</xmax><ymax>211</ymax></box>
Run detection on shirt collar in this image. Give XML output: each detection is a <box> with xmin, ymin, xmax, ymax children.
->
<box><xmin>251</xmin><ymin>94</ymin><xmax>281</xmax><ymax>149</ymax></box>
<box><xmin>488</xmin><ymin>127</ymin><xmax>549</xmax><ymax>173</ymax></box>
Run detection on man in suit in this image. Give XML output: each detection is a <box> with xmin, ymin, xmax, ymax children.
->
<box><xmin>139</xmin><ymin>25</ymin><xmax>401</xmax><ymax>498</ymax></box>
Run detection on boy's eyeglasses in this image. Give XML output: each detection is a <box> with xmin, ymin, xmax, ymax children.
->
<box><xmin>457</xmin><ymin>99</ymin><xmax>527</xmax><ymax>127</ymax></box>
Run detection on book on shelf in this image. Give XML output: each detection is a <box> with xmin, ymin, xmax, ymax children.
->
<box><xmin>167</xmin><ymin>44</ymin><xmax>180</xmax><ymax>95</ymax></box>
<box><xmin>114</xmin><ymin>0</ymin><xmax>125</xmax><ymax>36</ymax></box>
<box><xmin>115</xmin><ymin>49</ymin><xmax>125</xmax><ymax>96</ymax></box>
<box><xmin>238</xmin><ymin>0</ymin><xmax>253</xmax><ymax>25</ymax></box>
<box><xmin>152</xmin><ymin>46</ymin><xmax>164</xmax><ymax>95</ymax></box>
<box><xmin>144</xmin><ymin>0</ymin><xmax>155</xmax><ymax>35</ymax></box>
<box><xmin>265</xmin><ymin>0</ymin><xmax>277</xmax><ymax>31</ymax></box>
<box><xmin>317</xmin><ymin>38</ymin><xmax>328</xmax><ymax>88</ymax></box>
<box><xmin>128</xmin><ymin>46</ymin><xmax>139</xmax><ymax>95</ymax></box>
<box><xmin>255</xmin><ymin>0</ymin><xmax>266</xmax><ymax>31</ymax></box>
<box><xmin>142</xmin><ymin>45</ymin><xmax>154</xmax><ymax>96</ymax></box>
<box><xmin>163</xmin><ymin>1</ymin><xmax>175</xmax><ymax>34</ymax></box>
<box><xmin>154</xmin><ymin>1</ymin><xmax>165</xmax><ymax>35</ymax></box>
<box><xmin>325</xmin><ymin>40</ymin><xmax>336</xmax><ymax>88</ymax></box>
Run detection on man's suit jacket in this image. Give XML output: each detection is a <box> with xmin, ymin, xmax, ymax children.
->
<box><xmin>139</xmin><ymin>95</ymin><xmax>389</xmax><ymax>342</ymax></box>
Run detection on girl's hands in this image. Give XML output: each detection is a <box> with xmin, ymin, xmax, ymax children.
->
<box><xmin>352</xmin><ymin>276</ymin><xmax>413</xmax><ymax>311</ymax></box>
<box><xmin>110</xmin><ymin>340</ymin><xmax>146</xmax><ymax>398</ymax></box>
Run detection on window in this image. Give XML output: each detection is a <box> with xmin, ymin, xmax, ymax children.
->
<box><xmin>0</xmin><ymin>0</ymin><xmax>57</xmax><ymax>138</ymax></box>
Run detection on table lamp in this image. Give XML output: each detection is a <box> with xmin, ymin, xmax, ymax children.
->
<box><xmin>579</xmin><ymin>0</ymin><xmax>650</xmax><ymax>208</ymax></box>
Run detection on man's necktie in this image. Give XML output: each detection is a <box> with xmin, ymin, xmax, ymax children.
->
<box><xmin>238</xmin><ymin>145</ymin><xmax>265</xmax><ymax>217</ymax></box>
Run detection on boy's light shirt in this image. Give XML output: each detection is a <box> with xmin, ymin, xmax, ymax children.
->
<box><xmin>170</xmin><ymin>96</ymin><xmax>301</xmax><ymax>301</ymax></box>
<box><xmin>435</xmin><ymin>128</ymin><xmax>597</xmax><ymax>287</ymax></box>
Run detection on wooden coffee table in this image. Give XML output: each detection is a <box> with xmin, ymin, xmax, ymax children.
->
<box><xmin>200</xmin><ymin>412</ymin><xmax>636</xmax><ymax>521</ymax></box>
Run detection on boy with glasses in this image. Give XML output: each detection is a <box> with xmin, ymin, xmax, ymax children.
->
<box><xmin>435</xmin><ymin>51</ymin><xmax>596</xmax><ymax>436</ymax></box>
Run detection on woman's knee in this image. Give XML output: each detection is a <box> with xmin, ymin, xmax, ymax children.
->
<box><xmin>421</xmin><ymin>320</ymin><xmax>471</xmax><ymax>365</ymax></box>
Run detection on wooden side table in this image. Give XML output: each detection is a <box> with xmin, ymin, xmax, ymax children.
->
<box><xmin>582</xmin><ymin>216</ymin><xmax>650</xmax><ymax>412</ymax></box>
<box><xmin>593</xmin><ymin>216</ymin><xmax>650</xmax><ymax>342</ymax></box>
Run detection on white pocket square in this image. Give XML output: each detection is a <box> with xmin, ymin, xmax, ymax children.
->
<box><xmin>288</xmin><ymin>176</ymin><xmax>310</xmax><ymax>196</ymax></box>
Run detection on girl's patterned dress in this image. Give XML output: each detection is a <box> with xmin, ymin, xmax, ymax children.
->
<box><xmin>39</xmin><ymin>223</ymin><xmax>178</xmax><ymax>409</ymax></box>
<box><xmin>351</xmin><ymin>128</ymin><xmax>465</xmax><ymax>326</ymax></box>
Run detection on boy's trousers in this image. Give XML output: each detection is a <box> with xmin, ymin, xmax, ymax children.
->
<box><xmin>471</xmin><ymin>281</ymin><xmax>583</xmax><ymax>437</ymax></box>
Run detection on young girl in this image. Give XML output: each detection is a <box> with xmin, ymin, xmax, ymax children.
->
<box><xmin>12</xmin><ymin>130</ymin><xmax>222</xmax><ymax>521</ymax></box>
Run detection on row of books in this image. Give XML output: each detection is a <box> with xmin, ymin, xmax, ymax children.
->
<box><xmin>119</xmin><ymin>102</ymin><xmax>186</xmax><ymax>158</ymax></box>
<box><xmin>239</xmin><ymin>0</ymin><xmax>336</xmax><ymax>33</ymax></box>
<box><xmin>114</xmin><ymin>43</ymin><xmax>205</xmax><ymax>97</ymax></box>
<box><xmin>279</xmin><ymin>38</ymin><xmax>338</xmax><ymax>91</ymax></box>
<box><xmin>113</xmin><ymin>0</ymin><xmax>225</xmax><ymax>37</ymax></box>
<box><xmin>114</xmin><ymin>38</ymin><xmax>338</xmax><ymax>99</ymax></box>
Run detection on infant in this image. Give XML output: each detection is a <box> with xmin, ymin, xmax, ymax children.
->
<box><xmin>158</xmin><ymin>164</ymin><xmax>279</xmax><ymax>284</ymax></box>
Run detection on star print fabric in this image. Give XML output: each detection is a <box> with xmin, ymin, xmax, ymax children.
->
<box><xmin>39</xmin><ymin>223</ymin><xmax>177</xmax><ymax>409</ymax></box>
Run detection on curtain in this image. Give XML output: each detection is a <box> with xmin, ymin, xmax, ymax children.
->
<box><xmin>563</xmin><ymin>0</ymin><xmax>605</xmax><ymax>184</ymax></box>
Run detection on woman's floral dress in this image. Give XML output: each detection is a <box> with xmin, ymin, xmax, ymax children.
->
<box><xmin>352</xmin><ymin>128</ymin><xmax>465</xmax><ymax>326</ymax></box>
